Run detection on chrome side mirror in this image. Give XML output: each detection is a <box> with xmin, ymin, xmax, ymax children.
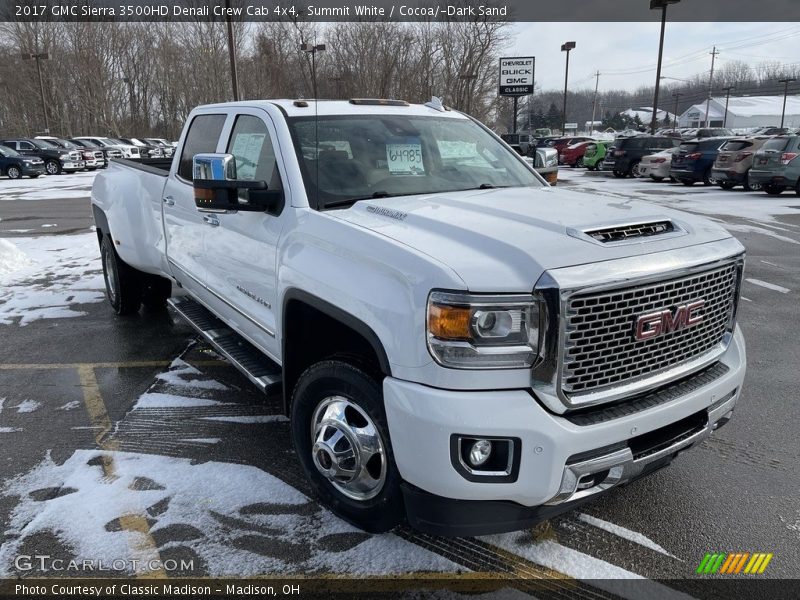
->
<box><xmin>193</xmin><ymin>153</ymin><xmax>237</xmax><ymax>181</ymax></box>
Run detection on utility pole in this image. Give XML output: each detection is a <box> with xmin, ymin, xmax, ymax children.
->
<box><xmin>672</xmin><ymin>91</ymin><xmax>682</xmax><ymax>130</ymax></box>
<box><xmin>225</xmin><ymin>0</ymin><xmax>239</xmax><ymax>101</ymax></box>
<box><xmin>590</xmin><ymin>70</ymin><xmax>600</xmax><ymax>136</ymax></box>
<box><xmin>122</xmin><ymin>77</ymin><xmax>136</xmax><ymax>130</ymax></box>
<box><xmin>721</xmin><ymin>86</ymin><xmax>735</xmax><ymax>128</ymax></box>
<box><xmin>704</xmin><ymin>46</ymin><xmax>719</xmax><ymax>127</ymax></box>
<box><xmin>21</xmin><ymin>52</ymin><xmax>50</xmax><ymax>133</ymax></box>
<box><xmin>778</xmin><ymin>78</ymin><xmax>797</xmax><ymax>129</ymax></box>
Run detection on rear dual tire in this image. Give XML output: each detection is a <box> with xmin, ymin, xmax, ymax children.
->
<box><xmin>100</xmin><ymin>236</ymin><xmax>171</xmax><ymax>315</ymax></box>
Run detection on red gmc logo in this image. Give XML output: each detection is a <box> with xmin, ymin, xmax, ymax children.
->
<box><xmin>634</xmin><ymin>300</ymin><xmax>706</xmax><ymax>341</ymax></box>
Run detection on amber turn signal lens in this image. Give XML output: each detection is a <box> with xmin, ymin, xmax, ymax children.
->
<box><xmin>194</xmin><ymin>187</ymin><xmax>214</xmax><ymax>202</ymax></box>
<box><xmin>428</xmin><ymin>304</ymin><xmax>472</xmax><ymax>340</ymax></box>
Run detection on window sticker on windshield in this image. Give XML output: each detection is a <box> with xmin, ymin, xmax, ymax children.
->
<box><xmin>386</xmin><ymin>137</ymin><xmax>424</xmax><ymax>175</ymax></box>
<box><xmin>231</xmin><ymin>133</ymin><xmax>266</xmax><ymax>180</ymax></box>
<box><xmin>437</xmin><ymin>140</ymin><xmax>476</xmax><ymax>159</ymax></box>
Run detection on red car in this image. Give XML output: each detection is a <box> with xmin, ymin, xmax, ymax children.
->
<box><xmin>559</xmin><ymin>140</ymin><xmax>595</xmax><ymax>167</ymax></box>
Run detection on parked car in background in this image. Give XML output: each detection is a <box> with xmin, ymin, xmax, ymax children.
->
<box><xmin>670</xmin><ymin>137</ymin><xmax>733</xmax><ymax>186</ymax></box>
<box><xmin>0</xmin><ymin>145</ymin><xmax>45</xmax><ymax>179</ymax></box>
<box><xmin>36</xmin><ymin>136</ymin><xmax>106</xmax><ymax>170</ymax></box>
<box><xmin>602</xmin><ymin>136</ymin><xmax>680</xmax><ymax>178</ymax></box>
<box><xmin>637</xmin><ymin>147</ymin><xmax>679</xmax><ymax>181</ymax></box>
<box><xmin>0</xmin><ymin>138</ymin><xmax>85</xmax><ymax>175</ymax></box>
<box><xmin>70</xmin><ymin>138</ymin><xmax>122</xmax><ymax>165</ymax></box>
<box><xmin>711</xmin><ymin>137</ymin><xmax>772</xmax><ymax>191</ymax></box>
<box><xmin>118</xmin><ymin>137</ymin><xmax>163</xmax><ymax>159</ymax></box>
<box><xmin>535</xmin><ymin>136</ymin><xmax>560</xmax><ymax>148</ymax></box>
<box><xmin>748</xmin><ymin>135</ymin><xmax>800</xmax><ymax>195</ymax></box>
<box><xmin>559</xmin><ymin>140</ymin><xmax>594</xmax><ymax>167</ymax></box>
<box><xmin>74</xmin><ymin>136</ymin><xmax>141</xmax><ymax>160</ymax></box>
<box><xmin>500</xmin><ymin>133</ymin><xmax>558</xmax><ymax>185</ymax></box>
<box><xmin>549</xmin><ymin>136</ymin><xmax>594</xmax><ymax>155</ymax></box>
<box><xmin>143</xmin><ymin>138</ymin><xmax>175</xmax><ymax>158</ymax></box>
<box><xmin>685</xmin><ymin>128</ymin><xmax>734</xmax><ymax>139</ymax></box>
<box><xmin>582</xmin><ymin>141</ymin><xmax>611</xmax><ymax>171</ymax></box>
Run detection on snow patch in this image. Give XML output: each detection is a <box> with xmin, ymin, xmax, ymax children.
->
<box><xmin>14</xmin><ymin>399</ymin><xmax>41</xmax><ymax>413</ymax></box>
<box><xmin>0</xmin><ymin>427</ymin><xmax>23</xmax><ymax>433</ymax></box>
<box><xmin>0</xmin><ymin>233</ymin><xmax>105</xmax><ymax>326</ymax></box>
<box><xmin>179</xmin><ymin>438</ymin><xmax>221</xmax><ymax>444</ymax></box>
<box><xmin>155</xmin><ymin>358</ymin><xmax>228</xmax><ymax>391</ymax></box>
<box><xmin>58</xmin><ymin>401</ymin><xmax>81</xmax><ymax>411</ymax></box>
<box><xmin>0</xmin><ymin>238</ymin><xmax>32</xmax><ymax>277</ymax></box>
<box><xmin>578</xmin><ymin>514</ymin><xmax>676</xmax><ymax>558</ymax></box>
<box><xmin>134</xmin><ymin>393</ymin><xmax>231</xmax><ymax>409</ymax></box>
<box><xmin>0</xmin><ymin>450</ymin><xmax>460</xmax><ymax>576</ymax></box>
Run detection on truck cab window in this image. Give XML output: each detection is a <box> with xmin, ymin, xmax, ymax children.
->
<box><xmin>178</xmin><ymin>114</ymin><xmax>226</xmax><ymax>181</ymax></box>
<box><xmin>225</xmin><ymin>114</ymin><xmax>283</xmax><ymax>199</ymax></box>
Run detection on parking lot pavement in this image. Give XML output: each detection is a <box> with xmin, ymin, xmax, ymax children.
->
<box><xmin>1</xmin><ymin>170</ymin><xmax>798</xmax><ymax>594</ymax></box>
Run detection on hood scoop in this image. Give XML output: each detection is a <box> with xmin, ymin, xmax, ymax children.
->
<box><xmin>573</xmin><ymin>220</ymin><xmax>685</xmax><ymax>245</ymax></box>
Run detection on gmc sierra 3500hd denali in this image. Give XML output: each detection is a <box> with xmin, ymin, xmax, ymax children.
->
<box><xmin>92</xmin><ymin>98</ymin><xmax>746</xmax><ymax>536</ymax></box>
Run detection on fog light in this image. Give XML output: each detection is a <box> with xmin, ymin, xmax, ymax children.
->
<box><xmin>469</xmin><ymin>439</ymin><xmax>492</xmax><ymax>466</ymax></box>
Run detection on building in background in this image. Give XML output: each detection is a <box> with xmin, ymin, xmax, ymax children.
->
<box><xmin>678</xmin><ymin>95</ymin><xmax>800</xmax><ymax>129</ymax></box>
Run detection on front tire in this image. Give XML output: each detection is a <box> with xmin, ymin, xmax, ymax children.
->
<box><xmin>6</xmin><ymin>165</ymin><xmax>21</xmax><ymax>179</ymax></box>
<box><xmin>100</xmin><ymin>236</ymin><xmax>142</xmax><ymax>315</ymax></box>
<box><xmin>291</xmin><ymin>360</ymin><xmax>403</xmax><ymax>533</ymax></box>
<box><xmin>575</xmin><ymin>157</ymin><xmax>584</xmax><ymax>168</ymax></box>
<box><xmin>613</xmin><ymin>170</ymin><xmax>626</xmax><ymax>178</ymax></box>
<box><xmin>629</xmin><ymin>161</ymin><xmax>642</xmax><ymax>178</ymax></box>
<box><xmin>650</xmin><ymin>175</ymin><xmax>664</xmax><ymax>182</ymax></box>
<box><xmin>45</xmin><ymin>160</ymin><xmax>62</xmax><ymax>175</ymax></box>
<box><xmin>719</xmin><ymin>181</ymin><xmax>736</xmax><ymax>190</ymax></box>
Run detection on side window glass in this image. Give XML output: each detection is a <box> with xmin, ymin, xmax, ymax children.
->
<box><xmin>178</xmin><ymin>114</ymin><xmax>227</xmax><ymax>180</ymax></box>
<box><xmin>226</xmin><ymin>114</ymin><xmax>283</xmax><ymax>199</ymax></box>
<box><xmin>21</xmin><ymin>142</ymin><xmax>33</xmax><ymax>150</ymax></box>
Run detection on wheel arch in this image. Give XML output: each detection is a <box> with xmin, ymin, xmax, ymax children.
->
<box><xmin>281</xmin><ymin>288</ymin><xmax>392</xmax><ymax>415</ymax></box>
<box><xmin>92</xmin><ymin>204</ymin><xmax>111</xmax><ymax>247</ymax></box>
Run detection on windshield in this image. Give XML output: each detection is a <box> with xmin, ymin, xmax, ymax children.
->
<box><xmin>0</xmin><ymin>146</ymin><xmax>20</xmax><ymax>157</ymax></box>
<box><xmin>287</xmin><ymin>115</ymin><xmax>543</xmax><ymax>209</ymax></box>
<box><xmin>762</xmin><ymin>138</ymin><xmax>791</xmax><ymax>151</ymax></box>
<box><xmin>32</xmin><ymin>139</ymin><xmax>58</xmax><ymax>149</ymax></box>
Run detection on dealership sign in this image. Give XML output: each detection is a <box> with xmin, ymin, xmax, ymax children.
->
<box><xmin>499</xmin><ymin>56</ymin><xmax>534</xmax><ymax>96</ymax></box>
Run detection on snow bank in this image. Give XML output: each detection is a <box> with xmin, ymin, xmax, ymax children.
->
<box><xmin>0</xmin><ymin>238</ymin><xmax>32</xmax><ymax>277</ymax></box>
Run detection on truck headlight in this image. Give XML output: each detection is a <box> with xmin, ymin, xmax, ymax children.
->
<box><xmin>427</xmin><ymin>291</ymin><xmax>541</xmax><ymax>369</ymax></box>
<box><xmin>59</xmin><ymin>153</ymin><xmax>70</xmax><ymax>160</ymax></box>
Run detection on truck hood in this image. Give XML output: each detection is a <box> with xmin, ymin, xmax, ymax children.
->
<box><xmin>330</xmin><ymin>186</ymin><xmax>733</xmax><ymax>291</ymax></box>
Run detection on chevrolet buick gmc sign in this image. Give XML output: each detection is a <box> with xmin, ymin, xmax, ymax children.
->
<box><xmin>499</xmin><ymin>56</ymin><xmax>534</xmax><ymax>96</ymax></box>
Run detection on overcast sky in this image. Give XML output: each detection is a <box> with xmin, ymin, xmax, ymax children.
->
<box><xmin>510</xmin><ymin>22</ymin><xmax>800</xmax><ymax>93</ymax></box>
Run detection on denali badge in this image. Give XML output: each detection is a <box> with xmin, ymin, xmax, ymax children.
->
<box><xmin>634</xmin><ymin>300</ymin><xmax>705</xmax><ymax>341</ymax></box>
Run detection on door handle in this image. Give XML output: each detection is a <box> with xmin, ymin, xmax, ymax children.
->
<box><xmin>162</xmin><ymin>196</ymin><xmax>175</xmax><ymax>206</ymax></box>
<box><xmin>203</xmin><ymin>215</ymin><xmax>220</xmax><ymax>227</ymax></box>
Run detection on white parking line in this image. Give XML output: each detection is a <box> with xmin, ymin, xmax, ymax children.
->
<box><xmin>745</xmin><ymin>278</ymin><xmax>791</xmax><ymax>294</ymax></box>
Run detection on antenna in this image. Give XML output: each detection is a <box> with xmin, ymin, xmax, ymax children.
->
<box><xmin>301</xmin><ymin>41</ymin><xmax>326</xmax><ymax>208</ymax></box>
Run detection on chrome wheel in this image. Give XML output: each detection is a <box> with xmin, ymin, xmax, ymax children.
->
<box><xmin>7</xmin><ymin>166</ymin><xmax>21</xmax><ymax>179</ymax></box>
<box><xmin>631</xmin><ymin>162</ymin><xmax>643</xmax><ymax>178</ymax></box>
<box><xmin>45</xmin><ymin>160</ymin><xmax>60</xmax><ymax>175</ymax></box>
<box><xmin>310</xmin><ymin>395</ymin><xmax>386</xmax><ymax>501</ymax></box>
<box><xmin>103</xmin><ymin>248</ymin><xmax>118</xmax><ymax>305</ymax></box>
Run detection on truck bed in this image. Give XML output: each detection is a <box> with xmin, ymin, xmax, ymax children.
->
<box><xmin>112</xmin><ymin>157</ymin><xmax>174</xmax><ymax>175</ymax></box>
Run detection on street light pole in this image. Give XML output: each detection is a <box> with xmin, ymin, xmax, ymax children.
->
<box><xmin>650</xmin><ymin>0</ymin><xmax>680</xmax><ymax>135</ymax></box>
<box><xmin>21</xmin><ymin>51</ymin><xmax>50</xmax><ymax>133</ymax></box>
<box><xmin>300</xmin><ymin>43</ymin><xmax>326</xmax><ymax>99</ymax></box>
<box><xmin>721</xmin><ymin>86</ymin><xmax>735</xmax><ymax>128</ymax></box>
<box><xmin>459</xmin><ymin>72</ymin><xmax>478</xmax><ymax>115</ymax></box>
<box><xmin>561</xmin><ymin>41</ymin><xmax>576</xmax><ymax>136</ymax></box>
<box><xmin>778</xmin><ymin>77</ymin><xmax>797</xmax><ymax>129</ymax></box>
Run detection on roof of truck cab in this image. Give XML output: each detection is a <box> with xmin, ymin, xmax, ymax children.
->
<box><xmin>195</xmin><ymin>99</ymin><xmax>469</xmax><ymax>119</ymax></box>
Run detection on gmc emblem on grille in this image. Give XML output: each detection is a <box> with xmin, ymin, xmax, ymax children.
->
<box><xmin>634</xmin><ymin>300</ymin><xmax>706</xmax><ymax>341</ymax></box>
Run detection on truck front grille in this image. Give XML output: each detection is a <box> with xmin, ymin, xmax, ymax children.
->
<box><xmin>562</xmin><ymin>262</ymin><xmax>738</xmax><ymax>395</ymax></box>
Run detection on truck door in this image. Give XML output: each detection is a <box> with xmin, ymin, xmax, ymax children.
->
<box><xmin>201</xmin><ymin>109</ymin><xmax>286</xmax><ymax>360</ymax></box>
<box><xmin>162</xmin><ymin>112</ymin><xmax>227</xmax><ymax>297</ymax></box>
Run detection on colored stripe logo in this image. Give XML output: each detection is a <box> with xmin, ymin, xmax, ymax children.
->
<box><xmin>696</xmin><ymin>552</ymin><xmax>773</xmax><ymax>574</ymax></box>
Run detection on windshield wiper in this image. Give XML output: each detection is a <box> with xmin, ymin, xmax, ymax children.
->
<box><xmin>323</xmin><ymin>191</ymin><xmax>393</xmax><ymax>209</ymax></box>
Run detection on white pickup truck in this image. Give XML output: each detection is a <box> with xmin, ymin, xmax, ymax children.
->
<box><xmin>92</xmin><ymin>98</ymin><xmax>746</xmax><ymax>536</ymax></box>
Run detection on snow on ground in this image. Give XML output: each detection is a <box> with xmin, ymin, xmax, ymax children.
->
<box><xmin>0</xmin><ymin>448</ymin><xmax>463</xmax><ymax>577</ymax></box>
<box><xmin>0</xmin><ymin>170</ymin><xmax>97</xmax><ymax>201</ymax></box>
<box><xmin>557</xmin><ymin>168</ymin><xmax>800</xmax><ymax>235</ymax></box>
<box><xmin>0</xmin><ymin>232</ymin><xmax>104</xmax><ymax>326</ymax></box>
<box><xmin>578</xmin><ymin>514</ymin><xmax>675</xmax><ymax>558</ymax></box>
